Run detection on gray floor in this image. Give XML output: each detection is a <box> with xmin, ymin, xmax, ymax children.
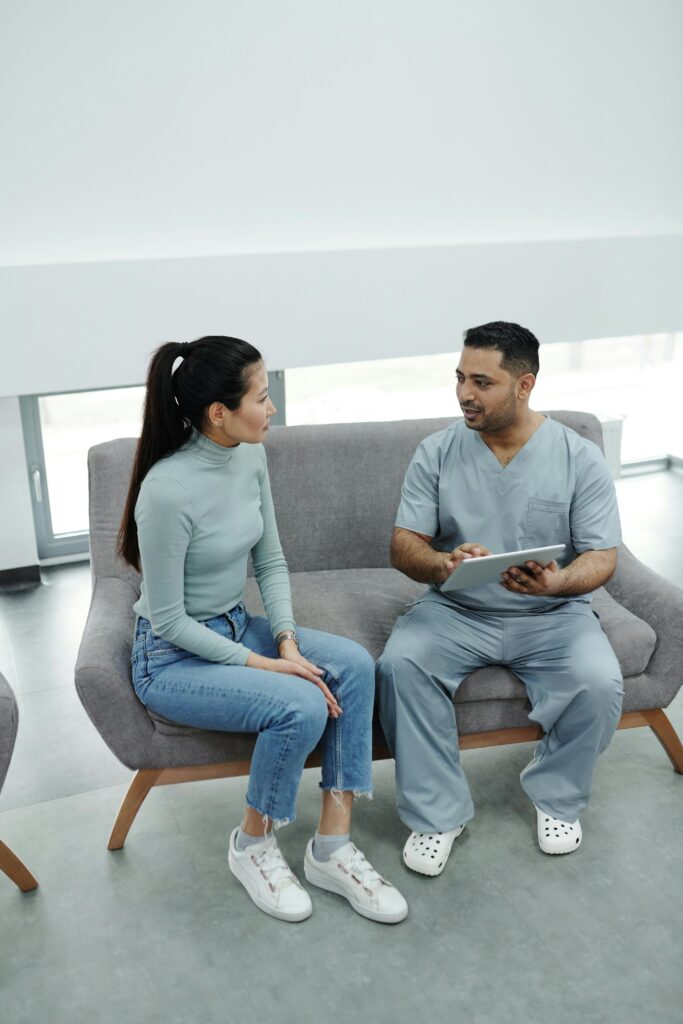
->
<box><xmin>1</xmin><ymin>470</ymin><xmax>682</xmax><ymax>1024</ymax></box>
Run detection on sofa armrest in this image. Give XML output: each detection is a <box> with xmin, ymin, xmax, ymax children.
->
<box><xmin>75</xmin><ymin>575</ymin><xmax>154</xmax><ymax>770</ymax></box>
<box><xmin>0</xmin><ymin>674</ymin><xmax>19</xmax><ymax>793</ymax></box>
<box><xmin>605</xmin><ymin>544</ymin><xmax>683</xmax><ymax>706</ymax></box>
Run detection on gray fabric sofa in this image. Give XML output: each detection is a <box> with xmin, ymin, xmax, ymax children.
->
<box><xmin>0</xmin><ymin>674</ymin><xmax>38</xmax><ymax>891</ymax></box>
<box><xmin>75</xmin><ymin>412</ymin><xmax>683</xmax><ymax>850</ymax></box>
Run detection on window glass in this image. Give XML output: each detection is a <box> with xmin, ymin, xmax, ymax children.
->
<box><xmin>285</xmin><ymin>333</ymin><xmax>682</xmax><ymax>463</ymax></box>
<box><xmin>38</xmin><ymin>387</ymin><xmax>144</xmax><ymax>535</ymax></box>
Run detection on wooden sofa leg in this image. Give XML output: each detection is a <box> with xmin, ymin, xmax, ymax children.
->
<box><xmin>108</xmin><ymin>769</ymin><xmax>163</xmax><ymax>851</ymax></box>
<box><xmin>0</xmin><ymin>839</ymin><xmax>38</xmax><ymax>892</ymax></box>
<box><xmin>641</xmin><ymin>709</ymin><xmax>683</xmax><ymax>774</ymax></box>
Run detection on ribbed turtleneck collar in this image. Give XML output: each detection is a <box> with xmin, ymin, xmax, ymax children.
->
<box><xmin>186</xmin><ymin>428</ymin><xmax>240</xmax><ymax>464</ymax></box>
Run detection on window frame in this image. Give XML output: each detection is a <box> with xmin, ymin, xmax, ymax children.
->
<box><xmin>19</xmin><ymin>370</ymin><xmax>287</xmax><ymax>561</ymax></box>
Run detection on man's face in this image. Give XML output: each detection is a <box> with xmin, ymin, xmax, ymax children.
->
<box><xmin>455</xmin><ymin>346</ymin><xmax>521</xmax><ymax>433</ymax></box>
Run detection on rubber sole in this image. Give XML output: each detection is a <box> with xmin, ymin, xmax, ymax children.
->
<box><xmin>303</xmin><ymin>853</ymin><xmax>408</xmax><ymax>924</ymax></box>
<box><xmin>538</xmin><ymin>835</ymin><xmax>583</xmax><ymax>855</ymax></box>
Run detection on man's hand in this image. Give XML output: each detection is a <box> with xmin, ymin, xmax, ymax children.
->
<box><xmin>441</xmin><ymin>543</ymin><xmax>491</xmax><ymax>582</ymax></box>
<box><xmin>500</xmin><ymin>548</ymin><xmax>617</xmax><ymax>597</ymax></box>
<box><xmin>500</xmin><ymin>559</ymin><xmax>562</xmax><ymax>595</ymax></box>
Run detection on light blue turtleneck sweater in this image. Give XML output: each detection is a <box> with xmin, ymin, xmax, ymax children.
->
<box><xmin>133</xmin><ymin>430</ymin><xmax>296</xmax><ymax>665</ymax></box>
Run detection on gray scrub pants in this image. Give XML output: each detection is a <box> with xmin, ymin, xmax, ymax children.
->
<box><xmin>376</xmin><ymin>597</ymin><xmax>624</xmax><ymax>831</ymax></box>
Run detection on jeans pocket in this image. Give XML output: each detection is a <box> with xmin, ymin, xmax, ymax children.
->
<box><xmin>143</xmin><ymin>631</ymin><xmax>192</xmax><ymax>675</ymax></box>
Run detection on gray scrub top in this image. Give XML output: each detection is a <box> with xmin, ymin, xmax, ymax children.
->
<box><xmin>395</xmin><ymin>417</ymin><xmax>621</xmax><ymax>616</ymax></box>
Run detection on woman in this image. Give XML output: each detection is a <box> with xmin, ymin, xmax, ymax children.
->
<box><xmin>118</xmin><ymin>335</ymin><xmax>407</xmax><ymax>924</ymax></box>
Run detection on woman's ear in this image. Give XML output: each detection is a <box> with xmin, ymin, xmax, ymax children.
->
<box><xmin>205</xmin><ymin>401</ymin><xmax>226</xmax><ymax>427</ymax></box>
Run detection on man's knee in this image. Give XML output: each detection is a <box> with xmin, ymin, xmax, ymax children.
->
<box><xmin>377</xmin><ymin>626</ymin><xmax>435</xmax><ymax>690</ymax></box>
<box><xmin>586</xmin><ymin>669</ymin><xmax>623</xmax><ymax>714</ymax></box>
<box><xmin>572</xmin><ymin>651</ymin><xmax>624</xmax><ymax>717</ymax></box>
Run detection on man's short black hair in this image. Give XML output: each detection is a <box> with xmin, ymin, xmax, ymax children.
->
<box><xmin>463</xmin><ymin>321</ymin><xmax>540</xmax><ymax>377</ymax></box>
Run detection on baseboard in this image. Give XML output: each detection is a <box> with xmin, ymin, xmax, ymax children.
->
<box><xmin>0</xmin><ymin>565</ymin><xmax>42</xmax><ymax>589</ymax></box>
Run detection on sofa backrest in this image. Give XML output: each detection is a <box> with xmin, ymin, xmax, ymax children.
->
<box><xmin>88</xmin><ymin>411</ymin><xmax>604</xmax><ymax>579</ymax></box>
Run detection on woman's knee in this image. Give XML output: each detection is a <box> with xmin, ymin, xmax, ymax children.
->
<box><xmin>336</xmin><ymin>641</ymin><xmax>375</xmax><ymax>698</ymax></box>
<box><xmin>280</xmin><ymin>685</ymin><xmax>328</xmax><ymax>743</ymax></box>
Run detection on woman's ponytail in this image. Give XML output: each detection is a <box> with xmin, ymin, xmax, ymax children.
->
<box><xmin>117</xmin><ymin>336</ymin><xmax>261</xmax><ymax>571</ymax></box>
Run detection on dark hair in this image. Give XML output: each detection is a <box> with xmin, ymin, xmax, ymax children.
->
<box><xmin>118</xmin><ymin>335</ymin><xmax>262</xmax><ymax>570</ymax></box>
<box><xmin>463</xmin><ymin>321</ymin><xmax>540</xmax><ymax>377</ymax></box>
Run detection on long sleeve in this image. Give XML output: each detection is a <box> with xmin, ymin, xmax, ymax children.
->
<box><xmin>135</xmin><ymin>475</ymin><xmax>252</xmax><ymax>665</ymax></box>
<box><xmin>251</xmin><ymin>451</ymin><xmax>296</xmax><ymax>639</ymax></box>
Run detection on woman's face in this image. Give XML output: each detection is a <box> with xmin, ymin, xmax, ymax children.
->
<box><xmin>203</xmin><ymin>361</ymin><xmax>276</xmax><ymax>447</ymax></box>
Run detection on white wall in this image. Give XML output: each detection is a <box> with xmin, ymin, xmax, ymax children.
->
<box><xmin>0</xmin><ymin>1</ymin><xmax>682</xmax><ymax>565</ymax></box>
<box><xmin>2</xmin><ymin>0</ymin><xmax>682</xmax><ymax>266</ymax></box>
<box><xmin>2</xmin><ymin>235</ymin><xmax>682</xmax><ymax>398</ymax></box>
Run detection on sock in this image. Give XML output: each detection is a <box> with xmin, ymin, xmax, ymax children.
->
<box><xmin>235</xmin><ymin>827</ymin><xmax>269</xmax><ymax>852</ymax></box>
<box><xmin>312</xmin><ymin>831</ymin><xmax>350</xmax><ymax>862</ymax></box>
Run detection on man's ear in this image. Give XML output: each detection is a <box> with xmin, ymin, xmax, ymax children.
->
<box><xmin>518</xmin><ymin>373</ymin><xmax>536</xmax><ymax>399</ymax></box>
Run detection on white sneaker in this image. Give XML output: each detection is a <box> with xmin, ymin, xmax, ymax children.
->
<box><xmin>535</xmin><ymin>806</ymin><xmax>582</xmax><ymax>855</ymax></box>
<box><xmin>304</xmin><ymin>840</ymin><xmax>408</xmax><ymax>924</ymax></box>
<box><xmin>228</xmin><ymin>828</ymin><xmax>312</xmax><ymax>922</ymax></box>
<box><xmin>403</xmin><ymin>826</ymin><xmax>465</xmax><ymax>876</ymax></box>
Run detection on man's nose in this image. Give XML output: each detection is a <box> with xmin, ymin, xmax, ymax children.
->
<box><xmin>457</xmin><ymin>381</ymin><xmax>475</xmax><ymax>403</ymax></box>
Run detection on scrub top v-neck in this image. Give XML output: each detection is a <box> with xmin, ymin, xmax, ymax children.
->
<box><xmin>395</xmin><ymin>417</ymin><xmax>621</xmax><ymax>616</ymax></box>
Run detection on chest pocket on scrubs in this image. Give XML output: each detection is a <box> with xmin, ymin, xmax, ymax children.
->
<box><xmin>522</xmin><ymin>498</ymin><xmax>571</xmax><ymax>549</ymax></box>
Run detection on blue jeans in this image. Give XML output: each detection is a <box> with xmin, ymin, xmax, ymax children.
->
<box><xmin>131</xmin><ymin>603</ymin><xmax>375</xmax><ymax>826</ymax></box>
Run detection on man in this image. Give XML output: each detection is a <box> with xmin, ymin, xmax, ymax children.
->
<box><xmin>376</xmin><ymin>321</ymin><xmax>624</xmax><ymax>876</ymax></box>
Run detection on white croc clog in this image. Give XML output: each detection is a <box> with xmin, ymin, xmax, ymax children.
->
<box><xmin>402</xmin><ymin>826</ymin><xmax>465</xmax><ymax>877</ymax></box>
<box><xmin>535</xmin><ymin>806</ymin><xmax>582</xmax><ymax>855</ymax></box>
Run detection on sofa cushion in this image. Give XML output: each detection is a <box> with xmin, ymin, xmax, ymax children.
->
<box><xmin>591</xmin><ymin>586</ymin><xmax>656</xmax><ymax>676</ymax></box>
<box><xmin>246</xmin><ymin>568</ymin><xmax>657</xmax><ymax>694</ymax></box>
<box><xmin>145</xmin><ymin>567</ymin><xmax>656</xmax><ymax>739</ymax></box>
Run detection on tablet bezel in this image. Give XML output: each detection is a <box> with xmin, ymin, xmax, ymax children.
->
<box><xmin>440</xmin><ymin>544</ymin><xmax>567</xmax><ymax>593</ymax></box>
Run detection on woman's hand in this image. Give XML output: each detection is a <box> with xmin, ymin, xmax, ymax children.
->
<box><xmin>246</xmin><ymin>645</ymin><xmax>342</xmax><ymax>718</ymax></box>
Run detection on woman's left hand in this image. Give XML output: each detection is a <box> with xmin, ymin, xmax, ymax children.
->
<box><xmin>278</xmin><ymin>639</ymin><xmax>342</xmax><ymax>718</ymax></box>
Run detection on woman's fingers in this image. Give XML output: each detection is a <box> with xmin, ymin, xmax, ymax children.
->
<box><xmin>315</xmin><ymin>678</ymin><xmax>340</xmax><ymax>709</ymax></box>
<box><xmin>301</xmin><ymin>657</ymin><xmax>324</xmax><ymax>676</ymax></box>
<box><xmin>286</xmin><ymin>661</ymin><xmax>321</xmax><ymax>684</ymax></box>
<box><xmin>276</xmin><ymin>659</ymin><xmax>341</xmax><ymax>717</ymax></box>
<box><xmin>282</xmin><ymin>662</ymin><xmax>341</xmax><ymax>709</ymax></box>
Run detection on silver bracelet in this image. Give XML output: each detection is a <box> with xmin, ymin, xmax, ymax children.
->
<box><xmin>275</xmin><ymin>630</ymin><xmax>299</xmax><ymax>651</ymax></box>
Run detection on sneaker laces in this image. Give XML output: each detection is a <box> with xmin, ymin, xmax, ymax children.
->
<box><xmin>343</xmin><ymin>846</ymin><xmax>387</xmax><ymax>895</ymax></box>
<box><xmin>254</xmin><ymin>840</ymin><xmax>298</xmax><ymax>890</ymax></box>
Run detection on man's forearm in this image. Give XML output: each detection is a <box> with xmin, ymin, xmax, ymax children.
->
<box><xmin>555</xmin><ymin>549</ymin><xmax>617</xmax><ymax>596</ymax></box>
<box><xmin>390</xmin><ymin>528</ymin><xmax>448</xmax><ymax>585</ymax></box>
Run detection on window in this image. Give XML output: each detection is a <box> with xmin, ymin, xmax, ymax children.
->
<box><xmin>285</xmin><ymin>332</ymin><xmax>683</xmax><ymax>464</ymax></box>
<box><xmin>20</xmin><ymin>371</ymin><xmax>285</xmax><ymax>560</ymax></box>
<box><xmin>21</xmin><ymin>387</ymin><xmax>144</xmax><ymax>558</ymax></box>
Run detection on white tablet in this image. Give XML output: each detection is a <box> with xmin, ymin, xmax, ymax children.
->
<box><xmin>440</xmin><ymin>544</ymin><xmax>567</xmax><ymax>593</ymax></box>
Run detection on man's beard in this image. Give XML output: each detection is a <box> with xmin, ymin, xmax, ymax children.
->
<box><xmin>462</xmin><ymin>388</ymin><xmax>518</xmax><ymax>433</ymax></box>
